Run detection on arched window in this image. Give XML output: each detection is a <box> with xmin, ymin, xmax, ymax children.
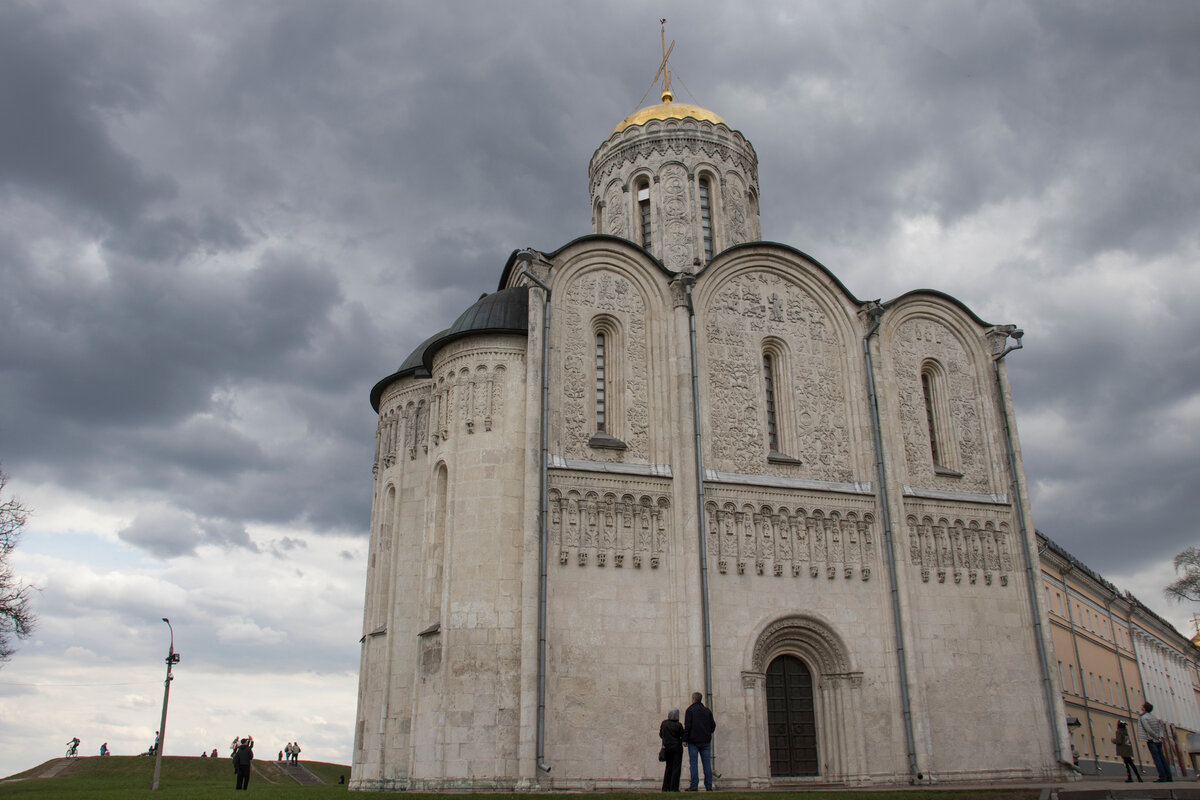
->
<box><xmin>763</xmin><ymin>353</ymin><xmax>779</xmax><ymax>451</ymax></box>
<box><xmin>763</xmin><ymin>339</ymin><xmax>801</xmax><ymax>464</ymax></box>
<box><xmin>425</xmin><ymin>463</ymin><xmax>449</xmax><ymax>626</ymax></box>
<box><xmin>698</xmin><ymin>176</ymin><xmax>714</xmax><ymax>263</ymax></box>
<box><xmin>637</xmin><ymin>180</ymin><xmax>652</xmax><ymax>252</ymax></box>
<box><xmin>595</xmin><ymin>331</ymin><xmax>608</xmax><ymax>433</ymax></box>
<box><xmin>589</xmin><ymin>317</ymin><xmax>626</xmax><ymax>450</ymax></box>
<box><xmin>920</xmin><ymin>360</ymin><xmax>961</xmax><ymax>476</ymax></box>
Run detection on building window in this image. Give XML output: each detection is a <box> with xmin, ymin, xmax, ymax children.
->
<box><xmin>637</xmin><ymin>181</ymin><xmax>651</xmax><ymax>252</ymax></box>
<box><xmin>921</xmin><ymin>360</ymin><xmax>961</xmax><ymax>476</ymax></box>
<box><xmin>589</xmin><ymin>317</ymin><xmax>626</xmax><ymax>450</ymax></box>
<box><xmin>764</xmin><ymin>353</ymin><xmax>779</xmax><ymax>451</ymax></box>
<box><xmin>762</xmin><ymin>339</ymin><xmax>801</xmax><ymax>465</ymax></box>
<box><xmin>699</xmin><ymin>176</ymin><xmax>714</xmax><ymax>263</ymax></box>
<box><xmin>595</xmin><ymin>332</ymin><xmax>607</xmax><ymax>433</ymax></box>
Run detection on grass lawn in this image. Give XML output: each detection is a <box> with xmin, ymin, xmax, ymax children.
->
<box><xmin>0</xmin><ymin>757</ymin><xmax>1044</xmax><ymax>800</ymax></box>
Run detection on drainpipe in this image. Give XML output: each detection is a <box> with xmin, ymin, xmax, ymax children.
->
<box><xmin>993</xmin><ymin>328</ymin><xmax>1072</xmax><ymax>770</ymax></box>
<box><xmin>1062</xmin><ymin>566</ymin><xmax>1099</xmax><ymax>771</ymax></box>
<box><xmin>682</xmin><ymin>277</ymin><xmax>715</xmax><ymax>738</ymax></box>
<box><xmin>518</xmin><ymin>250</ymin><xmax>553</xmax><ymax>775</ymax></box>
<box><xmin>861</xmin><ymin>302</ymin><xmax>920</xmax><ymax>782</ymax></box>
<box><xmin>1104</xmin><ymin>600</ymin><xmax>1143</xmax><ymax>768</ymax></box>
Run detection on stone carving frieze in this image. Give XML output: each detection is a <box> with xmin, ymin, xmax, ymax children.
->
<box><xmin>558</xmin><ymin>272</ymin><xmax>650</xmax><ymax>461</ymax></box>
<box><xmin>704</xmin><ymin>491</ymin><xmax>875</xmax><ymax>582</ymax></box>
<box><xmin>903</xmin><ymin>503</ymin><xmax>1014</xmax><ymax>587</ymax></box>
<box><xmin>372</xmin><ymin>354</ymin><xmax>518</xmax><ymax>472</ymax></box>
<box><xmin>703</xmin><ymin>271</ymin><xmax>852</xmax><ymax>481</ymax></box>
<box><xmin>548</xmin><ymin>478</ymin><xmax>671</xmax><ymax>570</ymax></box>
<box><xmin>891</xmin><ymin>318</ymin><xmax>990</xmax><ymax>492</ymax></box>
<box><xmin>590</xmin><ymin>125</ymin><xmax>758</xmax><ymax>197</ymax></box>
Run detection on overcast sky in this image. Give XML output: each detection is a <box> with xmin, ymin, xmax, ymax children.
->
<box><xmin>1</xmin><ymin>0</ymin><xmax>1198</xmax><ymax>777</ymax></box>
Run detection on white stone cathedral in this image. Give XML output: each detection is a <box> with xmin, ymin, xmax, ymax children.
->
<box><xmin>351</xmin><ymin>78</ymin><xmax>1075</xmax><ymax>790</ymax></box>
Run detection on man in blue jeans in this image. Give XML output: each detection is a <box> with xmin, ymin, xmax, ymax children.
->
<box><xmin>683</xmin><ymin>691</ymin><xmax>716</xmax><ymax>791</ymax></box>
<box><xmin>1138</xmin><ymin>702</ymin><xmax>1172</xmax><ymax>782</ymax></box>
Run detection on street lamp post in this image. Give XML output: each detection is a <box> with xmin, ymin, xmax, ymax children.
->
<box><xmin>151</xmin><ymin>617</ymin><xmax>180</xmax><ymax>791</ymax></box>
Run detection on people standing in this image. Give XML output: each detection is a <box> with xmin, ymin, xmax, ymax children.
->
<box><xmin>292</xmin><ymin>741</ymin><xmax>301</xmax><ymax>763</ymax></box>
<box><xmin>682</xmin><ymin>692</ymin><xmax>716</xmax><ymax>791</ymax></box>
<box><xmin>1113</xmin><ymin>720</ymin><xmax>1141</xmax><ymax>782</ymax></box>
<box><xmin>1138</xmin><ymin>702</ymin><xmax>1172</xmax><ymax>782</ymax></box>
<box><xmin>659</xmin><ymin>708</ymin><xmax>685</xmax><ymax>791</ymax></box>
<box><xmin>233</xmin><ymin>737</ymin><xmax>254</xmax><ymax>790</ymax></box>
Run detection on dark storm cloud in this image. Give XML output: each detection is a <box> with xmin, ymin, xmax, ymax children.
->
<box><xmin>0</xmin><ymin>2</ymin><xmax>175</xmax><ymax>228</ymax></box>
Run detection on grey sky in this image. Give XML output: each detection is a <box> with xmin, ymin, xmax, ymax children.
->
<box><xmin>1</xmin><ymin>0</ymin><xmax>1197</xmax><ymax>774</ymax></box>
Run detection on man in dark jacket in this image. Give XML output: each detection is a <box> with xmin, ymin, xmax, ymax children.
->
<box><xmin>233</xmin><ymin>737</ymin><xmax>254</xmax><ymax>790</ymax></box>
<box><xmin>682</xmin><ymin>692</ymin><xmax>716</xmax><ymax>791</ymax></box>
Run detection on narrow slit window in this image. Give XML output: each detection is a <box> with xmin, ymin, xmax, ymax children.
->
<box><xmin>595</xmin><ymin>332</ymin><xmax>607</xmax><ymax>432</ymax></box>
<box><xmin>699</xmin><ymin>177</ymin><xmax>713</xmax><ymax>263</ymax></box>
<box><xmin>922</xmin><ymin>372</ymin><xmax>940</xmax><ymax>466</ymax></box>
<box><xmin>763</xmin><ymin>353</ymin><xmax>779</xmax><ymax>451</ymax></box>
<box><xmin>921</xmin><ymin>361</ymin><xmax>960</xmax><ymax>476</ymax></box>
<box><xmin>637</xmin><ymin>182</ymin><xmax>651</xmax><ymax>251</ymax></box>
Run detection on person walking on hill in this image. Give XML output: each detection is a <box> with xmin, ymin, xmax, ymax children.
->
<box><xmin>682</xmin><ymin>692</ymin><xmax>716</xmax><ymax>791</ymax></box>
<box><xmin>233</xmin><ymin>737</ymin><xmax>254</xmax><ymax>790</ymax></box>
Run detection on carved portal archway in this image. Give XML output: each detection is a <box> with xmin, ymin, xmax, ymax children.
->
<box><xmin>742</xmin><ymin>616</ymin><xmax>866</xmax><ymax>786</ymax></box>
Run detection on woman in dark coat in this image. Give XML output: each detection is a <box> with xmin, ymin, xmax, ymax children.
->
<box><xmin>659</xmin><ymin>707</ymin><xmax>685</xmax><ymax>791</ymax></box>
<box><xmin>1113</xmin><ymin>720</ymin><xmax>1142</xmax><ymax>782</ymax></box>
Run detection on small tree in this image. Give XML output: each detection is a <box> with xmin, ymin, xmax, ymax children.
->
<box><xmin>0</xmin><ymin>468</ymin><xmax>36</xmax><ymax>662</ymax></box>
<box><xmin>1165</xmin><ymin>546</ymin><xmax>1200</xmax><ymax>604</ymax></box>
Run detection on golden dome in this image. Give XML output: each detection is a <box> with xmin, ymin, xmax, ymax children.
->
<box><xmin>611</xmin><ymin>89</ymin><xmax>725</xmax><ymax>135</ymax></box>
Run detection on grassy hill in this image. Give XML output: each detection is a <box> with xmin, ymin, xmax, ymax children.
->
<box><xmin>0</xmin><ymin>755</ymin><xmax>351</xmax><ymax>798</ymax></box>
<box><xmin>0</xmin><ymin>758</ymin><xmax>1045</xmax><ymax>800</ymax></box>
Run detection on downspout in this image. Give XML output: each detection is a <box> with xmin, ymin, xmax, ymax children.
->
<box><xmin>993</xmin><ymin>328</ymin><xmax>1073</xmax><ymax>770</ymax></box>
<box><xmin>861</xmin><ymin>302</ymin><xmax>920</xmax><ymax>782</ymax></box>
<box><xmin>682</xmin><ymin>277</ymin><xmax>715</xmax><ymax>732</ymax></box>
<box><xmin>1062</xmin><ymin>566</ymin><xmax>1098</xmax><ymax>771</ymax></box>
<box><xmin>1104</xmin><ymin>600</ymin><xmax>1143</xmax><ymax>768</ymax></box>
<box><xmin>518</xmin><ymin>250</ymin><xmax>553</xmax><ymax>775</ymax></box>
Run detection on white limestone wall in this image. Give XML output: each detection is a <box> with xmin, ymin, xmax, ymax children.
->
<box><xmin>353</xmin><ymin>375</ymin><xmax>431</xmax><ymax>790</ymax></box>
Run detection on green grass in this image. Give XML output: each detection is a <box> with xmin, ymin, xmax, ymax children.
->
<box><xmin>0</xmin><ymin>757</ymin><xmax>1044</xmax><ymax>799</ymax></box>
<box><xmin>0</xmin><ymin>756</ymin><xmax>350</xmax><ymax>798</ymax></box>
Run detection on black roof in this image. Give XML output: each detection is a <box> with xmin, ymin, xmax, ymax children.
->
<box><xmin>370</xmin><ymin>286</ymin><xmax>529</xmax><ymax>411</ymax></box>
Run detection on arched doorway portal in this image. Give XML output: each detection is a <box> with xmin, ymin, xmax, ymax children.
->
<box><xmin>766</xmin><ymin>655</ymin><xmax>818</xmax><ymax>776</ymax></box>
<box><xmin>744</xmin><ymin>615</ymin><xmax>865</xmax><ymax>784</ymax></box>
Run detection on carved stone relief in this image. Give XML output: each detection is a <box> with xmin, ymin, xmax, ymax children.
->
<box><xmin>904</xmin><ymin>504</ymin><xmax>1014</xmax><ymax>587</ymax></box>
<box><xmin>604</xmin><ymin>182</ymin><xmax>628</xmax><ymax>240</ymax></box>
<box><xmin>549</xmin><ymin>481</ymin><xmax>670</xmax><ymax>570</ymax></box>
<box><xmin>703</xmin><ymin>271</ymin><xmax>852</xmax><ymax>481</ymax></box>
<box><xmin>372</xmin><ymin>354</ymin><xmax>517</xmax><ymax>471</ymax></box>
<box><xmin>891</xmin><ymin>318</ymin><xmax>990</xmax><ymax>492</ymax></box>
<box><xmin>660</xmin><ymin>164</ymin><xmax>691</xmax><ymax>271</ymax></box>
<box><xmin>704</xmin><ymin>492</ymin><xmax>875</xmax><ymax>582</ymax></box>
<box><xmin>723</xmin><ymin>172</ymin><xmax>749</xmax><ymax>247</ymax></box>
<box><xmin>558</xmin><ymin>272</ymin><xmax>650</xmax><ymax>461</ymax></box>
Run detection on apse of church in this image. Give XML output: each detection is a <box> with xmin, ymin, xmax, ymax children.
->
<box><xmin>352</xmin><ymin>52</ymin><xmax>1073</xmax><ymax>791</ymax></box>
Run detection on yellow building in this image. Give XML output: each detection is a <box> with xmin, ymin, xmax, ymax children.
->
<box><xmin>1039</xmin><ymin>533</ymin><xmax>1200</xmax><ymax>777</ymax></box>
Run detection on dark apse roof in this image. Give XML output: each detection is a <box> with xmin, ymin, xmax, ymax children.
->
<box><xmin>370</xmin><ymin>286</ymin><xmax>529</xmax><ymax>411</ymax></box>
